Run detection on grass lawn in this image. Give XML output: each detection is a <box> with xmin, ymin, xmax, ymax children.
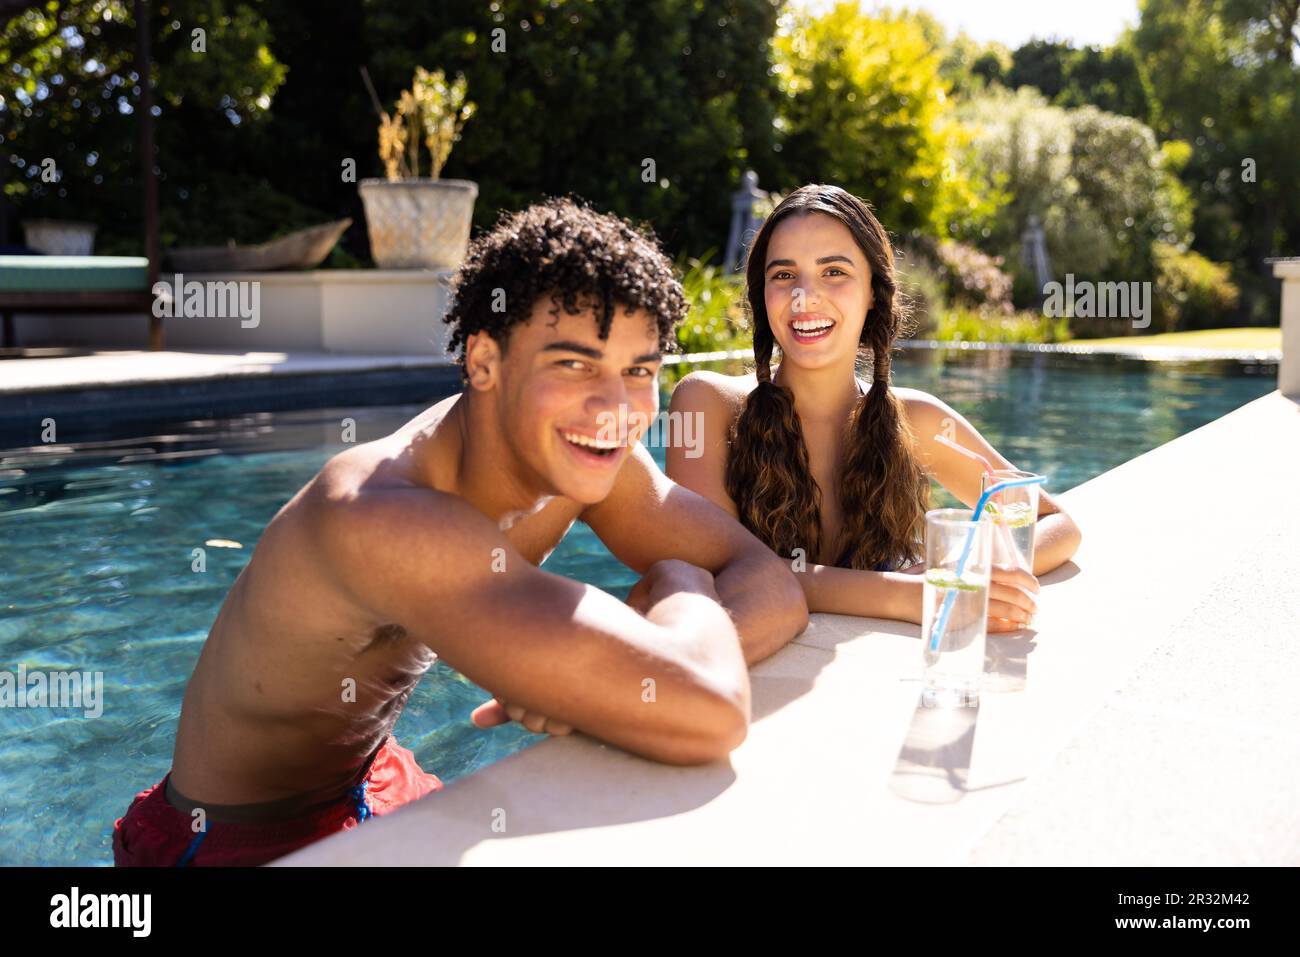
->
<box><xmin>1071</xmin><ymin>327</ymin><xmax>1282</xmax><ymax>350</ymax></box>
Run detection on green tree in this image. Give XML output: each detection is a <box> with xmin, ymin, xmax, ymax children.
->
<box><xmin>770</xmin><ymin>2</ymin><xmax>1002</xmax><ymax>242</ymax></box>
<box><xmin>362</xmin><ymin>0</ymin><xmax>784</xmax><ymax>257</ymax></box>
<box><xmin>1002</xmin><ymin>38</ymin><xmax>1151</xmax><ymax>122</ymax></box>
<box><xmin>5</xmin><ymin>0</ymin><xmax>788</xmax><ymax>260</ymax></box>
<box><xmin>1007</xmin><ymin>38</ymin><xmax>1074</xmax><ymax>100</ymax></box>
<box><xmin>936</xmin><ymin>31</ymin><xmax>1012</xmax><ymax>97</ymax></box>
<box><xmin>1057</xmin><ymin>44</ymin><xmax>1151</xmax><ymax>122</ymax></box>
<box><xmin>1134</xmin><ymin>0</ymin><xmax>1300</xmax><ymax>322</ymax></box>
<box><xmin>969</xmin><ymin>44</ymin><xmax>1012</xmax><ymax>91</ymax></box>
<box><xmin>1</xmin><ymin>0</ymin><xmax>289</xmax><ymax>251</ymax></box>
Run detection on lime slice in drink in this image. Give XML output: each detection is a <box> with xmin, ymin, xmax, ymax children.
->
<box><xmin>925</xmin><ymin>569</ymin><xmax>984</xmax><ymax>591</ymax></box>
<box><xmin>983</xmin><ymin>499</ymin><xmax>1034</xmax><ymax>527</ymax></box>
<box><xmin>1001</xmin><ymin>501</ymin><xmax>1035</xmax><ymax>528</ymax></box>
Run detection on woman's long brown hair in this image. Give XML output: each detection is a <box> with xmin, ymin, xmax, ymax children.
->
<box><xmin>724</xmin><ymin>184</ymin><xmax>929</xmax><ymax>570</ymax></box>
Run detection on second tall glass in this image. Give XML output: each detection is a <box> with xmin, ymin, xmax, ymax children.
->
<box><xmin>980</xmin><ymin>468</ymin><xmax>1041</xmax><ymax>576</ymax></box>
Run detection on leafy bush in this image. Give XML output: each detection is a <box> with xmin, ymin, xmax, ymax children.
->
<box><xmin>1153</xmin><ymin>245</ymin><xmax>1240</xmax><ymax>333</ymax></box>
<box><xmin>932</xmin><ymin>307</ymin><xmax>1070</xmax><ymax>344</ymax></box>
<box><xmin>897</xmin><ymin>240</ymin><xmax>1013</xmax><ymax>338</ymax></box>
<box><xmin>1134</xmin><ymin>0</ymin><xmax>1299</xmax><ymax>323</ymax></box>
<box><xmin>932</xmin><ymin>240</ymin><xmax>1014</xmax><ymax>313</ymax></box>
<box><xmin>956</xmin><ymin>87</ymin><xmax>1192</xmax><ymax>305</ymax></box>
<box><xmin>675</xmin><ymin>253</ymin><xmax>750</xmax><ymax>356</ymax></box>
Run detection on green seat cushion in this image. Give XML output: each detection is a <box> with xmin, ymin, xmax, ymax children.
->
<box><xmin>0</xmin><ymin>256</ymin><xmax>149</xmax><ymax>292</ymax></box>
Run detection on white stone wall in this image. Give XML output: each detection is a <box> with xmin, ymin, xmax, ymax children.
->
<box><xmin>10</xmin><ymin>268</ymin><xmax>456</xmax><ymax>356</ymax></box>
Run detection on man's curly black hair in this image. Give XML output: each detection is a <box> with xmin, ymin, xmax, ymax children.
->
<box><xmin>444</xmin><ymin>196</ymin><xmax>687</xmax><ymax>382</ymax></box>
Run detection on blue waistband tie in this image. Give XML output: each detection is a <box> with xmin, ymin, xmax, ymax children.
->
<box><xmin>175</xmin><ymin>828</ymin><xmax>208</xmax><ymax>867</ymax></box>
<box><xmin>350</xmin><ymin>780</ymin><xmax>373</xmax><ymax>824</ymax></box>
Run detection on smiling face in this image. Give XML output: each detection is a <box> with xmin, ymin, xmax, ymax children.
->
<box><xmin>762</xmin><ymin>212</ymin><xmax>873</xmax><ymax>371</ymax></box>
<box><xmin>464</xmin><ymin>295</ymin><xmax>663</xmax><ymax>505</ymax></box>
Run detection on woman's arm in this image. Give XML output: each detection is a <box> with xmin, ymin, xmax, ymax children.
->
<box><xmin>791</xmin><ymin>555</ymin><xmax>1035</xmax><ymax>630</ymax></box>
<box><xmin>897</xmin><ymin>388</ymin><xmax>1082</xmax><ymax>576</ymax></box>
<box><xmin>795</xmin><ymin>564</ymin><xmax>925</xmax><ymax>622</ymax></box>
<box><xmin>1030</xmin><ymin>506</ymin><xmax>1083</xmax><ymax>576</ymax></box>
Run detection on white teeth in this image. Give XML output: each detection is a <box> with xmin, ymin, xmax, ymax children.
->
<box><xmin>561</xmin><ymin>431</ymin><xmax>619</xmax><ymax>450</ymax></box>
<box><xmin>792</xmin><ymin>319</ymin><xmax>833</xmax><ymax>332</ymax></box>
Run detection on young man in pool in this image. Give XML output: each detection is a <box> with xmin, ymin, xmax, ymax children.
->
<box><xmin>112</xmin><ymin>197</ymin><xmax>809</xmax><ymax>866</ymax></box>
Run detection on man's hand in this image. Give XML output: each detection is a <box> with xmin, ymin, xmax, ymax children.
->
<box><xmin>471</xmin><ymin>698</ymin><xmax>573</xmax><ymax>735</ymax></box>
<box><xmin>624</xmin><ymin>558</ymin><xmax>719</xmax><ymax>615</ymax></box>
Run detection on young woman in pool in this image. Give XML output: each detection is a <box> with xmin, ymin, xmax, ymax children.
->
<box><xmin>666</xmin><ymin>184</ymin><xmax>1081</xmax><ymax>631</ymax></box>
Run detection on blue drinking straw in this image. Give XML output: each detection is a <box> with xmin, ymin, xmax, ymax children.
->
<box><xmin>926</xmin><ymin>474</ymin><xmax>1048</xmax><ymax>653</ymax></box>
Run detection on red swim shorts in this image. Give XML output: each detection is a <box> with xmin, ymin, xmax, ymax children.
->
<box><xmin>112</xmin><ymin>735</ymin><xmax>442</xmax><ymax>866</ymax></box>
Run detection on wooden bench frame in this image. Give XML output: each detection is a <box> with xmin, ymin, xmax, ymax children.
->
<box><xmin>0</xmin><ymin>290</ymin><xmax>161</xmax><ymax>351</ymax></box>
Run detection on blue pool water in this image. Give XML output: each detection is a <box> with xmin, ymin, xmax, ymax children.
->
<box><xmin>0</xmin><ymin>350</ymin><xmax>1276</xmax><ymax>865</ymax></box>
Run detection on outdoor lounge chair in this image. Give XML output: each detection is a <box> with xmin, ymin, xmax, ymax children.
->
<box><xmin>0</xmin><ymin>256</ymin><xmax>159</xmax><ymax>351</ymax></box>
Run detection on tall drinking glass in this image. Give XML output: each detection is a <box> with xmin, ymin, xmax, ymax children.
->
<box><xmin>980</xmin><ymin>469</ymin><xmax>1041</xmax><ymax>575</ymax></box>
<box><xmin>921</xmin><ymin>508</ymin><xmax>991</xmax><ymax>708</ymax></box>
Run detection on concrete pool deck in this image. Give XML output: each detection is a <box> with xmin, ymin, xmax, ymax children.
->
<box><xmin>275</xmin><ymin>389</ymin><xmax>1300</xmax><ymax>866</ymax></box>
<box><xmin>0</xmin><ymin>350</ymin><xmax>464</xmax><ymax>444</ymax></box>
<box><xmin>0</xmin><ymin>349</ymin><xmax>453</xmax><ymax>394</ymax></box>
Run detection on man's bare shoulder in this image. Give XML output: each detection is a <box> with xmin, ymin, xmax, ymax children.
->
<box><xmin>297</xmin><ymin>442</ymin><xmax>499</xmax><ymax>598</ymax></box>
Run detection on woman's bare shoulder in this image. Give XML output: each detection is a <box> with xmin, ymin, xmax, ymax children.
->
<box><xmin>890</xmin><ymin>386</ymin><xmax>953</xmax><ymax>423</ymax></box>
<box><xmin>890</xmin><ymin>385</ymin><xmax>942</xmax><ymax>406</ymax></box>
<box><xmin>670</xmin><ymin>368</ymin><xmax>757</xmax><ymax>412</ymax></box>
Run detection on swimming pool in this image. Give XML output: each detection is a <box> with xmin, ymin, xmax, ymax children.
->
<box><xmin>0</xmin><ymin>350</ymin><xmax>1277</xmax><ymax>865</ymax></box>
